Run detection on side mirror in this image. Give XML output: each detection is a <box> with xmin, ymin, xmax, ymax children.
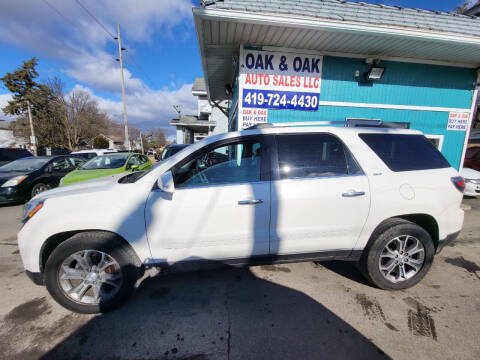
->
<box><xmin>157</xmin><ymin>171</ymin><xmax>175</xmax><ymax>193</ymax></box>
<box><xmin>130</xmin><ymin>164</ymin><xmax>139</xmax><ymax>171</ymax></box>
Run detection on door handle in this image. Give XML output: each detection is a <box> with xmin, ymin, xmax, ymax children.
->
<box><xmin>342</xmin><ymin>190</ymin><xmax>365</xmax><ymax>197</ymax></box>
<box><xmin>238</xmin><ymin>199</ymin><xmax>263</xmax><ymax>205</ymax></box>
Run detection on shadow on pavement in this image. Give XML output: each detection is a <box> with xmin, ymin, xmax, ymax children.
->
<box><xmin>41</xmin><ymin>265</ymin><xmax>389</xmax><ymax>360</ymax></box>
<box><xmin>317</xmin><ymin>261</ymin><xmax>374</xmax><ymax>288</ymax></box>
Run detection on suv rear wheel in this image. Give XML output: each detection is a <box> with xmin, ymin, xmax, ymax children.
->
<box><xmin>359</xmin><ymin>219</ymin><xmax>435</xmax><ymax>290</ymax></box>
<box><xmin>44</xmin><ymin>232</ymin><xmax>141</xmax><ymax>313</ymax></box>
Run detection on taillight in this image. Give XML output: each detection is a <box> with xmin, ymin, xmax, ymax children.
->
<box><xmin>451</xmin><ymin>176</ymin><xmax>465</xmax><ymax>193</ymax></box>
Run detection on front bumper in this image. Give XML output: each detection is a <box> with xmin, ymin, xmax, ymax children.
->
<box><xmin>436</xmin><ymin>230</ymin><xmax>461</xmax><ymax>254</ymax></box>
<box><xmin>0</xmin><ymin>186</ymin><xmax>26</xmax><ymax>204</ymax></box>
<box><xmin>464</xmin><ymin>181</ymin><xmax>480</xmax><ymax>197</ymax></box>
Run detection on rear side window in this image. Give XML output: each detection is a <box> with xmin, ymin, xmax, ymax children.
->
<box><xmin>359</xmin><ymin>134</ymin><xmax>450</xmax><ymax>172</ymax></box>
<box><xmin>276</xmin><ymin>134</ymin><xmax>361</xmax><ymax>179</ymax></box>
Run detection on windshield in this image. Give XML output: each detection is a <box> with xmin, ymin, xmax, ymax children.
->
<box><xmin>80</xmin><ymin>154</ymin><xmax>129</xmax><ymax>170</ymax></box>
<box><xmin>0</xmin><ymin>157</ymin><xmax>50</xmax><ymax>172</ymax></box>
<box><xmin>119</xmin><ymin>161</ymin><xmax>162</xmax><ymax>183</ymax></box>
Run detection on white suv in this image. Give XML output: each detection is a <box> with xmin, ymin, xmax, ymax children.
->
<box><xmin>18</xmin><ymin>126</ymin><xmax>464</xmax><ymax>313</ymax></box>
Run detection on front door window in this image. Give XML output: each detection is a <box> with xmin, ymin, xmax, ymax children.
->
<box><xmin>173</xmin><ymin>140</ymin><xmax>262</xmax><ymax>188</ymax></box>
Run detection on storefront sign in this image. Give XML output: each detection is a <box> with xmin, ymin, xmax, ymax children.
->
<box><xmin>238</xmin><ymin>47</ymin><xmax>323</xmax><ymax>129</ymax></box>
<box><xmin>447</xmin><ymin>112</ymin><xmax>469</xmax><ymax>131</ymax></box>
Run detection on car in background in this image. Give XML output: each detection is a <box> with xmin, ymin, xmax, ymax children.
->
<box><xmin>60</xmin><ymin>152</ymin><xmax>152</xmax><ymax>186</ymax></box>
<box><xmin>155</xmin><ymin>144</ymin><xmax>189</xmax><ymax>161</ymax></box>
<box><xmin>461</xmin><ymin>167</ymin><xmax>480</xmax><ymax>197</ymax></box>
<box><xmin>71</xmin><ymin>149</ymin><xmax>118</xmax><ymax>160</ymax></box>
<box><xmin>0</xmin><ymin>155</ymin><xmax>85</xmax><ymax>203</ymax></box>
<box><xmin>0</xmin><ymin>148</ymin><xmax>32</xmax><ymax>167</ymax></box>
<box><xmin>464</xmin><ymin>146</ymin><xmax>480</xmax><ymax>171</ymax></box>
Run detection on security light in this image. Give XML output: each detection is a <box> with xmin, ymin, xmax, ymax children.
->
<box><xmin>366</xmin><ymin>66</ymin><xmax>386</xmax><ymax>81</ymax></box>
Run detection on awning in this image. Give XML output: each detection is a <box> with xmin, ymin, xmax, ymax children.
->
<box><xmin>193</xmin><ymin>0</ymin><xmax>480</xmax><ymax>101</ymax></box>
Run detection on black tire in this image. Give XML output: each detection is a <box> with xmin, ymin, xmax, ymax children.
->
<box><xmin>44</xmin><ymin>232</ymin><xmax>142</xmax><ymax>313</ymax></box>
<box><xmin>31</xmin><ymin>183</ymin><xmax>50</xmax><ymax>198</ymax></box>
<box><xmin>358</xmin><ymin>218</ymin><xmax>435</xmax><ymax>290</ymax></box>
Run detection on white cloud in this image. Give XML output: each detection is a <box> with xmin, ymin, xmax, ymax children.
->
<box><xmin>71</xmin><ymin>83</ymin><xmax>197</xmax><ymax>135</ymax></box>
<box><xmin>0</xmin><ymin>93</ymin><xmax>14</xmax><ymax>120</ymax></box>
<box><xmin>0</xmin><ymin>0</ymin><xmax>197</xmax><ymax>133</ymax></box>
<box><xmin>0</xmin><ymin>0</ymin><xmax>193</xmax><ymax>95</ymax></box>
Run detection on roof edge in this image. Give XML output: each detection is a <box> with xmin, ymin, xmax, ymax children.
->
<box><xmin>193</xmin><ymin>7</ymin><xmax>480</xmax><ymax>46</ymax></box>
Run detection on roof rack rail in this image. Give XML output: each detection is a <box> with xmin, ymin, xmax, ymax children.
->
<box><xmin>247</xmin><ymin>123</ymin><xmax>275</xmax><ymax>129</ymax></box>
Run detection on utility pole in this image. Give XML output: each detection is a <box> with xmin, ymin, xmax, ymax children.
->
<box><xmin>140</xmin><ymin>131</ymin><xmax>144</xmax><ymax>155</ymax></box>
<box><xmin>26</xmin><ymin>100</ymin><xmax>37</xmax><ymax>156</ymax></box>
<box><xmin>115</xmin><ymin>24</ymin><xmax>130</xmax><ymax>150</ymax></box>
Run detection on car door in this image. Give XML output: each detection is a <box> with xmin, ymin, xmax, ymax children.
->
<box><xmin>145</xmin><ymin>136</ymin><xmax>271</xmax><ymax>263</ymax></box>
<box><xmin>48</xmin><ymin>157</ymin><xmax>75</xmax><ymax>187</ymax></box>
<box><xmin>270</xmin><ymin>133</ymin><xmax>370</xmax><ymax>255</ymax></box>
<box><xmin>138</xmin><ymin>155</ymin><xmax>151</xmax><ymax>170</ymax></box>
<box><xmin>125</xmin><ymin>154</ymin><xmax>141</xmax><ymax>171</ymax></box>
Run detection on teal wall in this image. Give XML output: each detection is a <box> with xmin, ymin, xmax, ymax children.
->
<box><xmin>268</xmin><ymin>56</ymin><xmax>477</xmax><ymax>169</ymax></box>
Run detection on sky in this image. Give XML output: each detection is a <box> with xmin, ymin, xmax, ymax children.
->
<box><xmin>0</xmin><ymin>0</ymin><xmax>471</xmax><ymax>138</ymax></box>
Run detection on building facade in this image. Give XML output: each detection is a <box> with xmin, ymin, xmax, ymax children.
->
<box><xmin>193</xmin><ymin>0</ymin><xmax>480</xmax><ymax>170</ymax></box>
<box><xmin>171</xmin><ymin>78</ymin><xmax>228</xmax><ymax>144</ymax></box>
<box><xmin>0</xmin><ymin>120</ymin><xmax>26</xmax><ymax>148</ymax></box>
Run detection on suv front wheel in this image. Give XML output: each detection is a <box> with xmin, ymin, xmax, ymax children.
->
<box><xmin>359</xmin><ymin>219</ymin><xmax>435</xmax><ymax>290</ymax></box>
<box><xmin>44</xmin><ymin>232</ymin><xmax>141</xmax><ymax>313</ymax></box>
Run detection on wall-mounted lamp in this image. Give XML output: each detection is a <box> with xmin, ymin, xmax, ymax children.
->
<box><xmin>365</xmin><ymin>66</ymin><xmax>386</xmax><ymax>81</ymax></box>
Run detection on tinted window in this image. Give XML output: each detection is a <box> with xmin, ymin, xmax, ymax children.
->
<box><xmin>359</xmin><ymin>134</ymin><xmax>450</xmax><ymax>172</ymax></box>
<box><xmin>161</xmin><ymin>145</ymin><xmax>188</xmax><ymax>160</ymax></box>
<box><xmin>68</xmin><ymin>157</ymin><xmax>85</xmax><ymax>168</ymax></box>
<box><xmin>51</xmin><ymin>158</ymin><xmax>73</xmax><ymax>171</ymax></box>
<box><xmin>276</xmin><ymin>134</ymin><xmax>354</xmax><ymax>179</ymax></box>
<box><xmin>81</xmin><ymin>154</ymin><xmax>129</xmax><ymax>170</ymax></box>
<box><xmin>127</xmin><ymin>155</ymin><xmax>141</xmax><ymax>166</ymax></box>
<box><xmin>173</xmin><ymin>140</ymin><xmax>261</xmax><ymax>188</ymax></box>
<box><xmin>0</xmin><ymin>149</ymin><xmax>31</xmax><ymax>161</ymax></box>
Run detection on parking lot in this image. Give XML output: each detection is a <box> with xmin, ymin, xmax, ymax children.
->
<box><xmin>0</xmin><ymin>199</ymin><xmax>479</xmax><ymax>360</ymax></box>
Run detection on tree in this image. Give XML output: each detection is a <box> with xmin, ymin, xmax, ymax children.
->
<box><xmin>1</xmin><ymin>58</ymin><xmax>43</xmax><ymax>116</ymax></box>
<box><xmin>145</xmin><ymin>127</ymin><xmax>167</xmax><ymax>148</ymax></box>
<box><xmin>93</xmin><ymin>135</ymin><xmax>109</xmax><ymax>149</ymax></box>
<box><xmin>2</xmin><ymin>59</ymin><xmax>145</xmax><ymax>151</ymax></box>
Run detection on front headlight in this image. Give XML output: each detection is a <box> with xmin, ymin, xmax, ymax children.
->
<box><xmin>22</xmin><ymin>199</ymin><xmax>45</xmax><ymax>223</ymax></box>
<box><xmin>1</xmin><ymin>175</ymin><xmax>27</xmax><ymax>187</ymax></box>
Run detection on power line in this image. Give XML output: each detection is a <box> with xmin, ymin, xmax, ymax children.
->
<box><xmin>73</xmin><ymin>0</ymin><xmax>157</xmax><ymax>89</ymax></box>
<box><xmin>74</xmin><ymin>0</ymin><xmax>115</xmax><ymax>39</ymax></box>
<box><xmin>41</xmin><ymin>0</ymin><xmax>75</xmax><ymax>25</ymax></box>
<box><xmin>42</xmin><ymin>0</ymin><xmax>158</xmax><ymax>91</ymax></box>
<box><xmin>124</xmin><ymin>51</ymin><xmax>158</xmax><ymax>89</ymax></box>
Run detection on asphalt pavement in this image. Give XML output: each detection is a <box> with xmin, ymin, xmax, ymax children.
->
<box><xmin>0</xmin><ymin>199</ymin><xmax>479</xmax><ymax>360</ymax></box>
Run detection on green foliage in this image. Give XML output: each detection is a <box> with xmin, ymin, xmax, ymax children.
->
<box><xmin>93</xmin><ymin>135</ymin><xmax>110</xmax><ymax>149</ymax></box>
<box><xmin>0</xmin><ymin>58</ymin><xmax>46</xmax><ymax>115</ymax></box>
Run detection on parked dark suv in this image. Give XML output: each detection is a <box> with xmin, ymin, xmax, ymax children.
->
<box><xmin>0</xmin><ymin>148</ymin><xmax>32</xmax><ymax>167</ymax></box>
<box><xmin>464</xmin><ymin>146</ymin><xmax>480</xmax><ymax>171</ymax></box>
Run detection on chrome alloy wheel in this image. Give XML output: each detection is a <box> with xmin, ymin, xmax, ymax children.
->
<box><xmin>58</xmin><ymin>250</ymin><xmax>123</xmax><ymax>305</ymax></box>
<box><xmin>379</xmin><ymin>235</ymin><xmax>425</xmax><ymax>283</ymax></box>
<box><xmin>32</xmin><ymin>184</ymin><xmax>49</xmax><ymax>196</ymax></box>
